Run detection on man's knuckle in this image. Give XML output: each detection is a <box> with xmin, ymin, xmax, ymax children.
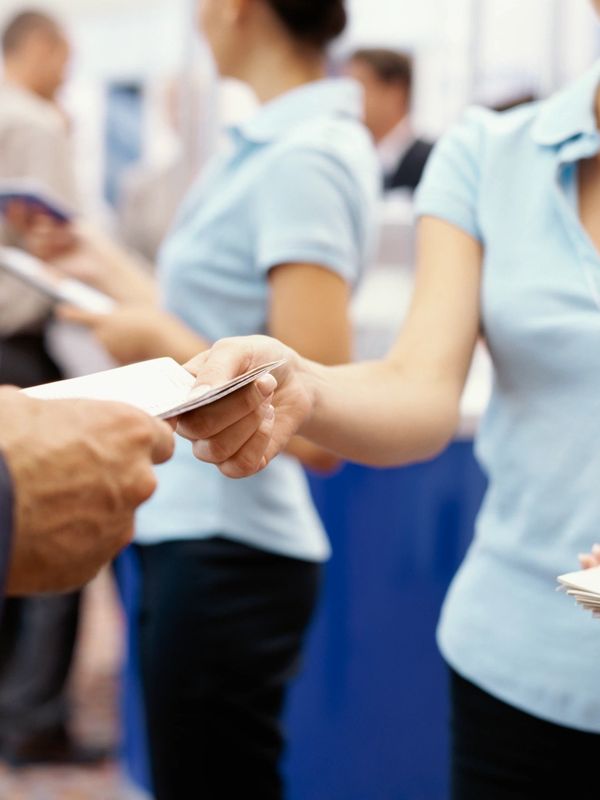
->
<box><xmin>137</xmin><ymin>472</ymin><xmax>158</xmax><ymax>502</ymax></box>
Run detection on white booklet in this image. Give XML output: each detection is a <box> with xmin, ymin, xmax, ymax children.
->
<box><xmin>0</xmin><ymin>177</ymin><xmax>74</xmax><ymax>222</ymax></box>
<box><xmin>0</xmin><ymin>246</ymin><xmax>115</xmax><ymax>314</ymax></box>
<box><xmin>22</xmin><ymin>357</ymin><xmax>285</xmax><ymax>420</ymax></box>
<box><xmin>557</xmin><ymin>566</ymin><xmax>600</xmax><ymax>616</ymax></box>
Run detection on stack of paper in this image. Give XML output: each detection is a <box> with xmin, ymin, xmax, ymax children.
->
<box><xmin>557</xmin><ymin>566</ymin><xmax>600</xmax><ymax>616</ymax></box>
<box><xmin>23</xmin><ymin>357</ymin><xmax>285</xmax><ymax>420</ymax></box>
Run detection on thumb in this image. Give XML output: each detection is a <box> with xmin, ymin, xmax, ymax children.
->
<box><xmin>183</xmin><ymin>339</ymin><xmax>254</xmax><ymax>390</ymax></box>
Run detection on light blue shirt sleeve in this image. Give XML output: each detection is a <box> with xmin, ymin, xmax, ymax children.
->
<box><xmin>415</xmin><ymin>108</ymin><xmax>486</xmax><ymax>242</ymax></box>
<box><xmin>254</xmin><ymin>147</ymin><xmax>363</xmax><ymax>283</ymax></box>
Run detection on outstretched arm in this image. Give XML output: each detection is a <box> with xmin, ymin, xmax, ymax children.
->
<box><xmin>178</xmin><ymin>216</ymin><xmax>483</xmax><ymax>475</ymax></box>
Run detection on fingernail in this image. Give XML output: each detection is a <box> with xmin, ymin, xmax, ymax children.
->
<box><xmin>264</xmin><ymin>405</ymin><xmax>275</xmax><ymax>421</ymax></box>
<box><xmin>193</xmin><ymin>384</ymin><xmax>212</xmax><ymax>396</ymax></box>
<box><xmin>257</xmin><ymin>374</ymin><xmax>277</xmax><ymax>398</ymax></box>
<box><xmin>593</xmin><ymin>544</ymin><xmax>600</xmax><ymax>554</ymax></box>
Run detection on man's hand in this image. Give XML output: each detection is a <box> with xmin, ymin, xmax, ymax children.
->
<box><xmin>0</xmin><ymin>390</ymin><xmax>174</xmax><ymax>595</ymax></box>
<box><xmin>177</xmin><ymin>336</ymin><xmax>314</xmax><ymax>479</ymax></box>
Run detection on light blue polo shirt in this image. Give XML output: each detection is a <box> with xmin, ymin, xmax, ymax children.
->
<box><xmin>135</xmin><ymin>79</ymin><xmax>379</xmax><ymax>562</ymax></box>
<box><xmin>415</xmin><ymin>61</ymin><xmax>600</xmax><ymax>732</ymax></box>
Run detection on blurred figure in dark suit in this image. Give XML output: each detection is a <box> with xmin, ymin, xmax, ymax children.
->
<box><xmin>346</xmin><ymin>48</ymin><xmax>434</xmax><ymax>192</ymax></box>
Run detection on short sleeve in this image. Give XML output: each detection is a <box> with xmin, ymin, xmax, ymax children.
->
<box><xmin>414</xmin><ymin>107</ymin><xmax>486</xmax><ymax>242</ymax></box>
<box><xmin>254</xmin><ymin>147</ymin><xmax>365</xmax><ymax>284</ymax></box>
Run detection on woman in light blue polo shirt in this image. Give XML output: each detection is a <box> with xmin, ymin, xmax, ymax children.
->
<box><xmin>184</xmin><ymin>3</ymin><xmax>600</xmax><ymax>795</ymax></box>
<box><xmin>58</xmin><ymin>0</ymin><xmax>378</xmax><ymax>797</ymax></box>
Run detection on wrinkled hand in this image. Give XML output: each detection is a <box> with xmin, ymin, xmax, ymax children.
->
<box><xmin>579</xmin><ymin>544</ymin><xmax>600</xmax><ymax>570</ymax></box>
<box><xmin>0</xmin><ymin>389</ymin><xmax>174</xmax><ymax>595</ymax></box>
<box><xmin>176</xmin><ymin>336</ymin><xmax>314</xmax><ymax>479</ymax></box>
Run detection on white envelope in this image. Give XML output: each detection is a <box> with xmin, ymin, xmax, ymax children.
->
<box><xmin>22</xmin><ymin>357</ymin><xmax>285</xmax><ymax>420</ymax></box>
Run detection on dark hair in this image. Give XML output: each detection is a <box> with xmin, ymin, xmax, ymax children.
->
<box><xmin>2</xmin><ymin>10</ymin><xmax>60</xmax><ymax>55</ymax></box>
<box><xmin>267</xmin><ymin>0</ymin><xmax>347</xmax><ymax>49</ymax></box>
<box><xmin>351</xmin><ymin>48</ymin><xmax>413</xmax><ymax>93</ymax></box>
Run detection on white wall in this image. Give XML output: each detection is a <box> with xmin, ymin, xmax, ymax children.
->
<box><xmin>3</xmin><ymin>0</ymin><xmax>600</xmax><ymax>182</ymax></box>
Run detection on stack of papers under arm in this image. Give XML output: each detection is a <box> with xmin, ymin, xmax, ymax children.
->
<box><xmin>557</xmin><ymin>566</ymin><xmax>600</xmax><ymax>617</ymax></box>
<box><xmin>23</xmin><ymin>357</ymin><xmax>285</xmax><ymax>420</ymax></box>
<box><xmin>0</xmin><ymin>246</ymin><xmax>115</xmax><ymax>314</ymax></box>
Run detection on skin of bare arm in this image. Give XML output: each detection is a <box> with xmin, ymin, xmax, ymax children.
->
<box><xmin>299</xmin><ymin>217</ymin><xmax>483</xmax><ymax>465</ymax></box>
<box><xmin>58</xmin><ymin>304</ymin><xmax>209</xmax><ymax>366</ymax></box>
<box><xmin>179</xmin><ymin>216</ymin><xmax>483</xmax><ymax>475</ymax></box>
<box><xmin>268</xmin><ymin>262</ymin><xmax>352</xmax><ymax>473</ymax></box>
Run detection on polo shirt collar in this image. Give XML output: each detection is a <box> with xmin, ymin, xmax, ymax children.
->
<box><xmin>233</xmin><ymin>78</ymin><xmax>363</xmax><ymax>144</ymax></box>
<box><xmin>532</xmin><ymin>60</ymin><xmax>600</xmax><ymax>147</ymax></box>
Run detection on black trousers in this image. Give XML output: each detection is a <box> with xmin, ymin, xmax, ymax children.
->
<box><xmin>450</xmin><ymin>669</ymin><xmax>600</xmax><ymax>799</ymax></box>
<box><xmin>137</xmin><ymin>538</ymin><xmax>321</xmax><ymax>800</ymax></box>
<box><xmin>0</xmin><ymin>593</ymin><xmax>81</xmax><ymax>743</ymax></box>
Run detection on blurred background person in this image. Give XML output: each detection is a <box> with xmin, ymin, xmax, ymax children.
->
<box><xmin>346</xmin><ymin>48</ymin><xmax>433</xmax><ymax>192</ymax></box>
<box><xmin>0</xmin><ymin>9</ymin><xmax>75</xmax><ymax>381</ymax></box>
<box><xmin>0</xmin><ymin>9</ymin><xmax>107</xmax><ymax>769</ymax></box>
<box><xmin>117</xmin><ymin>78</ymin><xmax>202</xmax><ymax>263</ymax></box>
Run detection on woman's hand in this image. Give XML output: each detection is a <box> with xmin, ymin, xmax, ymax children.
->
<box><xmin>176</xmin><ymin>336</ymin><xmax>316</xmax><ymax>479</ymax></box>
<box><xmin>58</xmin><ymin>305</ymin><xmax>207</xmax><ymax>366</ymax></box>
<box><xmin>579</xmin><ymin>545</ymin><xmax>600</xmax><ymax>570</ymax></box>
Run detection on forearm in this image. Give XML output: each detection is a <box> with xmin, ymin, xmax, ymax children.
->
<box><xmin>156</xmin><ymin>321</ymin><xmax>210</xmax><ymax>365</ymax></box>
<box><xmin>133</xmin><ymin>313</ymin><xmax>210</xmax><ymax>365</ymax></box>
<box><xmin>299</xmin><ymin>357</ymin><xmax>461</xmax><ymax>467</ymax></box>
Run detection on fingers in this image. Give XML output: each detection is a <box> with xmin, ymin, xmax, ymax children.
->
<box><xmin>191</xmin><ymin>402</ymin><xmax>274</xmax><ymax>467</ymax></box>
<box><xmin>28</xmin><ymin>217</ymin><xmax>75</xmax><ymax>258</ymax></box>
<box><xmin>579</xmin><ymin>554</ymin><xmax>596</xmax><ymax>570</ymax></box>
<box><xmin>5</xmin><ymin>200</ymin><xmax>36</xmax><ymax>234</ymax></box>
<box><xmin>579</xmin><ymin>545</ymin><xmax>600</xmax><ymax>570</ymax></box>
<box><xmin>183</xmin><ymin>340</ymin><xmax>255</xmax><ymax>391</ymax></box>
<box><xmin>150</xmin><ymin>419</ymin><xmax>176</xmax><ymax>464</ymax></box>
<box><xmin>217</xmin><ymin>413</ymin><xmax>276</xmax><ymax>480</ymax></box>
<box><xmin>176</xmin><ymin>376</ymin><xmax>276</xmax><ymax>442</ymax></box>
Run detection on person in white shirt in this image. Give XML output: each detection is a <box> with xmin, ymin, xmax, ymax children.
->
<box><xmin>0</xmin><ymin>10</ymin><xmax>77</xmax><ymax>336</ymax></box>
<box><xmin>345</xmin><ymin>48</ymin><xmax>433</xmax><ymax>192</ymax></box>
